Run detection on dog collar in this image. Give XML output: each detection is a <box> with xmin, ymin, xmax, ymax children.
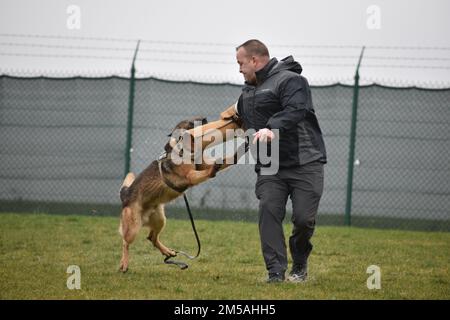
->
<box><xmin>158</xmin><ymin>151</ymin><xmax>168</xmax><ymax>161</ymax></box>
<box><xmin>157</xmin><ymin>160</ymin><xmax>188</xmax><ymax>193</ymax></box>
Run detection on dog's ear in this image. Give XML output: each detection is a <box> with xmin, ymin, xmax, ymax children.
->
<box><xmin>191</xmin><ymin>116</ymin><xmax>208</xmax><ymax>127</ymax></box>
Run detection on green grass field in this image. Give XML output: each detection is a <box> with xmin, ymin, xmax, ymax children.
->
<box><xmin>0</xmin><ymin>212</ymin><xmax>448</xmax><ymax>300</ymax></box>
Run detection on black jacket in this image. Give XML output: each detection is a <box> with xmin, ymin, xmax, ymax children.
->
<box><xmin>237</xmin><ymin>56</ymin><xmax>327</xmax><ymax>171</ymax></box>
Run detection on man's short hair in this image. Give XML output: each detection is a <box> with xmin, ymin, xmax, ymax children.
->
<box><xmin>236</xmin><ymin>39</ymin><xmax>270</xmax><ymax>58</ymax></box>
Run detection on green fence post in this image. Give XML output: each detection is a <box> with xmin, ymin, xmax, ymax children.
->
<box><xmin>124</xmin><ymin>40</ymin><xmax>141</xmax><ymax>178</ymax></box>
<box><xmin>345</xmin><ymin>46</ymin><xmax>365</xmax><ymax>226</ymax></box>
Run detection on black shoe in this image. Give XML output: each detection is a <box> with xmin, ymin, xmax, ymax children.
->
<box><xmin>266</xmin><ymin>272</ymin><xmax>285</xmax><ymax>283</ymax></box>
<box><xmin>287</xmin><ymin>264</ymin><xmax>307</xmax><ymax>282</ymax></box>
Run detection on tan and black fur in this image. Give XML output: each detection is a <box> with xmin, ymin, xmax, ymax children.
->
<box><xmin>118</xmin><ymin>114</ymin><xmax>243</xmax><ymax>272</ymax></box>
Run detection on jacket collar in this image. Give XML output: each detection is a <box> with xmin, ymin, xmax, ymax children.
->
<box><xmin>255</xmin><ymin>58</ymin><xmax>278</xmax><ymax>85</ymax></box>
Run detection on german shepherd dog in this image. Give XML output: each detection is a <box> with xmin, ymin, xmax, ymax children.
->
<box><xmin>118</xmin><ymin>113</ymin><xmax>243</xmax><ymax>272</ymax></box>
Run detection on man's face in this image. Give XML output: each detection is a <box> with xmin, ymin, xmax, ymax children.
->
<box><xmin>236</xmin><ymin>47</ymin><xmax>257</xmax><ymax>85</ymax></box>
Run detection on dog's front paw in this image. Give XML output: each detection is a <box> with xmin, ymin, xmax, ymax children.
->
<box><xmin>161</xmin><ymin>248</ymin><xmax>176</xmax><ymax>257</ymax></box>
<box><xmin>119</xmin><ymin>262</ymin><xmax>129</xmax><ymax>273</ymax></box>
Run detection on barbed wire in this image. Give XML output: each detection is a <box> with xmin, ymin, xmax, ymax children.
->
<box><xmin>366</xmin><ymin>45</ymin><xmax>450</xmax><ymax>51</ymax></box>
<box><xmin>360</xmin><ymin>64</ymin><xmax>450</xmax><ymax>70</ymax></box>
<box><xmin>2</xmin><ymin>33</ymin><xmax>450</xmax><ymax>51</ymax></box>
<box><xmin>1</xmin><ymin>33</ymin><xmax>450</xmax><ymax>83</ymax></box>
<box><xmin>0</xmin><ymin>33</ymin><xmax>138</xmax><ymax>43</ymax></box>
<box><xmin>364</xmin><ymin>56</ymin><xmax>450</xmax><ymax>62</ymax></box>
<box><xmin>0</xmin><ymin>42</ymin><xmax>136</xmax><ymax>52</ymax></box>
<box><xmin>0</xmin><ymin>42</ymin><xmax>230</xmax><ymax>56</ymax></box>
<box><xmin>2</xmin><ymin>42</ymin><xmax>450</xmax><ymax>62</ymax></box>
<box><xmin>0</xmin><ymin>52</ymin><xmax>132</xmax><ymax>61</ymax></box>
<box><xmin>2</xmin><ymin>52</ymin><xmax>450</xmax><ymax>70</ymax></box>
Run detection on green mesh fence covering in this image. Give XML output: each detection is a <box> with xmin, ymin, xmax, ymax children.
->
<box><xmin>0</xmin><ymin>75</ymin><xmax>449</xmax><ymax>231</ymax></box>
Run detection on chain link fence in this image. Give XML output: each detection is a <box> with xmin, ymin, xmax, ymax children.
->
<box><xmin>0</xmin><ymin>75</ymin><xmax>449</xmax><ymax>231</ymax></box>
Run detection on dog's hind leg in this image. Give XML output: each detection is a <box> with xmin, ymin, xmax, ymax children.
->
<box><xmin>119</xmin><ymin>206</ymin><xmax>141</xmax><ymax>273</ymax></box>
<box><xmin>119</xmin><ymin>240</ymin><xmax>130</xmax><ymax>273</ymax></box>
<box><xmin>119</xmin><ymin>173</ymin><xmax>136</xmax><ymax>208</ymax></box>
<box><xmin>147</xmin><ymin>205</ymin><xmax>176</xmax><ymax>257</ymax></box>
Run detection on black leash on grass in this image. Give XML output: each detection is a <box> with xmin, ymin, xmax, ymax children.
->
<box><xmin>164</xmin><ymin>194</ymin><xmax>201</xmax><ymax>270</ymax></box>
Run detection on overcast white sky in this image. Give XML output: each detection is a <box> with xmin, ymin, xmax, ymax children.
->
<box><xmin>1</xmin><ymin>0</ymin><xmax>449</xmax><ymax>86</ymax></box>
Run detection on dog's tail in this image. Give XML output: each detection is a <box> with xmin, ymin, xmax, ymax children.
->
<box><xmin>119</xmin><ymin>172</ymin><xmax>135</xmax><ymax>208</ymax></box>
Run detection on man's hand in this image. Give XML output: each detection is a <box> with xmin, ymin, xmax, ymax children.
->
<box><xmin>252</xmin><ymin>128</ymin><xmax>275</xmax><ymax>144</ymax></box>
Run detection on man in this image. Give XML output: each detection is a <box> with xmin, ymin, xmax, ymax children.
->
<box><xmin>221</xmin><ymin>39</ymin><xmax>327</xmax><ymax>283</ymax></box>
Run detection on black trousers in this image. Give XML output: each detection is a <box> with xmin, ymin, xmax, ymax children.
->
<box><xmin>255</xmin><ymin>161</ymin><xmax>324</xmax><ymax>274</ymax></box>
